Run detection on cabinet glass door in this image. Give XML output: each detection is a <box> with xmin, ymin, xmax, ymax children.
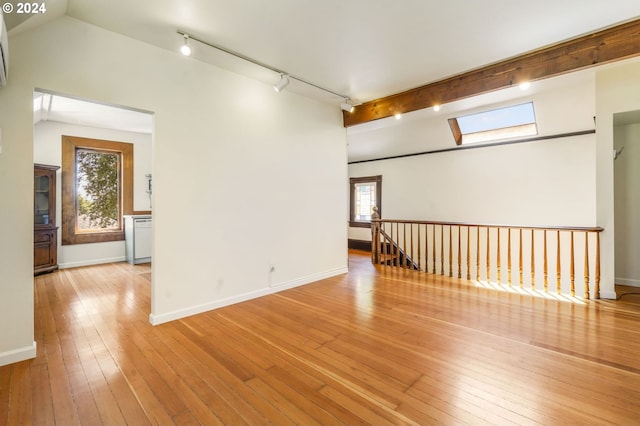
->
<box><xmin>35</xmin><ymin>175</ymin><xmax>50</xmax><ymax>225</ymax></box>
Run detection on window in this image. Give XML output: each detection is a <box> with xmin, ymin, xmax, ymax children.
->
<box><xmin>61</xmin><ymin>136</ymin><xmax>135</xmax><ymax>245</ymax></box>
<box><xmin>349</xmin><ymin>175</ymin><xmax>382</xmax><ymax>228</ymax></box>
<box><xmin>448</xmin><ymin>102</ymin><xmax>537</xmax><ymax>145</ymax></box>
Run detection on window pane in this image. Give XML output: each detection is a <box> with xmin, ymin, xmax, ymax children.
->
<box><xmin>457</xmin><ymin>102</ymin><xmax>536</xmax><ymax>134</ymax></box>
<box><xmin>76</xmin><ymin>149</ymin><xmax>121</xmax><ymax>231</ymax></box>
<box><xmin>355</xmin><ymin>182</ymin><xmax>376</xmax><ymax>221</ymax></box>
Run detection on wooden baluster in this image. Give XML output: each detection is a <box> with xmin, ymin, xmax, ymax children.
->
<box><xmin>476</xmin><ymin>226</ymin><xmax>480</xmax><ymax>282</ymax></box>
<box><xmin>378</xmin><ymin>222</ymin><xmax>382</xmax><ymax>265</ymax></box>
<box><xmin>543</xmin><ymin>230</ymin><xmax>548</xmax><ymax>292</ymax></box>
<box><xmin>397</xmin><ymin>222</ymin><xmax>401</xmax><ymax>267</ymax></box>
<box><xmin>556</xmin><ymin>230</ymin><xmax>561</xmax><ymax>294</ymax></box>
<box><xmin>531</xmin><ymin>229</ymin><xmax>535</xmax><ymax>291</ymax></box>
<box><xmin>386</xmin><ymin>223</ymin><xmax>390</xmax><ymax>266</ymax></box>
<box><xmin>403</xmin><ymin>223</ymin><xmax>408</xmax><ymax>268</ymax></box>
<box><xmin>595</xmin><ymin>232</ymin><xmax>601</xmax><ymax>299</ymax></box>
<box><xmin>449</xmin><ymin>225</ymin><xmax>453</xmax><ymax>277</ymax></box>
<box><xmin>584</xmin><ymin>232</ymin><xmax>590</xmax><ymax>299</ymax></box>
<box><xmin>390</xmin><ymin>222</ymin><xmax>395</xmax><ymax>267</ymax></box>
<box><xmin>466</xmin><ymin>226</ymin><xmax>471</xmax><ymax>280</ymax></box>
<box><xmin>397</xmin><ymin>222</ymin><xmax>400</xmax><ymax>267</ymax></box>
<box><xmin>519</xmin><ymin>229</ymin><xmax>523</xmax><ymax>288</ymax></box>
<box><xmin>432</xmin><ymin>224</ymin><xmax>436</xmax><ymax>274</ymax></box>
<box><xmin>508</xmin><ymin>228</ymin><xmax>512</xmax><ymax>286</ymax></box>
<box><xmin>570</xmin><ymin>231</ymin><xmax>575</xmax><ymax>297</ymax></box>
<box><xmin>496</xmin><ymin>228</ymin><xmax>501</xmax><ymax>284</ymax></box>
<box><xmin>410</xmin><ymin>223</ymin><xmax>415</xmax><ymax>269</ymax></box>
<box><xmin>371</xmin><ymin>207</ymin><xmax>380</xmax><ymax>264</ymax></box>
<box><xmin>425</xmin><ymin>224</ymin><xmax>429</xmax><ymax>273</ymax></box>
<box><xmin>440</xmin><ymin>225</ymin><xmax>444</xmax><ymax>275</ymax></box>
<box><xmin>486</xmin><ymin>227</ymin><xmax>490</xmax><ymax>282</ymax></box>
<box><xmin>417</xmin><ymin>224</ymin><xmax>421</xmax><ymax>271</ymax></box>
<box><xmin>378</xmin><ymin>222</ymin><xmax>383</xmax><ymax>265</ymax></box>
<box><xmin>457</xmin><ymin>225</ymin><xmax>462</xmax><ymax>279</ymax></box>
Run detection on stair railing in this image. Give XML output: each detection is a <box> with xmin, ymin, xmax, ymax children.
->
<box><xmin>371</xmin><ymin>215</ymin><xmax>603</xmax><ymax>299</ymax></box>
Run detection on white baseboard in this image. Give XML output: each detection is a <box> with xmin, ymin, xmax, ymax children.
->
<box><xmin>149</xmin><ymin>266</ymin><xmax>348</xmax><ymax>326</ymax></box>
<box><xmin>59</xmin><ymin>256</ymin><xmax>126</xmax><ymax>269</ymax></box>
<box><xmin>0</xmin><ymin>342</ymin><xmax>36</xmax><ymax>367</ymax></box>
<box><xmin>615</xmin><ymin>277</ymin><xmax>640</xmax><ymax>287</ymax></box>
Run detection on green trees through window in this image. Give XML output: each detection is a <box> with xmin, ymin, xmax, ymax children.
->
<box><xmin>76</xmin><ymin>149</ymin><xmax>121</xmax><ymax>230</ymax></box>
<box><xmin>61</xmin><ymin>135</ymin><xmax>136</xmax><ymax>245</ymax></box>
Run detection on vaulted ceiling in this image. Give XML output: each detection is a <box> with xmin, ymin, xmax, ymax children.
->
<box><xmin>8</xmin><ymin>1</ymin><xmax>640</xmax><ymax>105</ymax></box>
<box><xmin>7</xmin><ymin>1</ymin><xmax>640</xmax><ymax>147</ymax></box>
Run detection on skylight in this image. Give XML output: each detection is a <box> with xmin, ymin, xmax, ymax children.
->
<box><xmin>449</xmin><ymin>102</ymin><xmax>537</xmax><ymax>145</ymax></box>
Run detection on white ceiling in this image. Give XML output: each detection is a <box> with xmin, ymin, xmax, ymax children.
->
<box><xmin>8</xmin><ymin>0</ymin><xmax>640</xmax><ymax>104</ymax></box>
<box><xmin>33</xmin><ymin>91</ymin><xmax>153</xmax><ymax>134</ymax></box>
<box><xmin>8</xmin><ymin>1</ymin><xmax>640</xmax><ymax>149</ymax></box>
<box><xmin>63</xmin><ymin>0</ymin><xmax>640</xmax><ymax>105</ymax></box>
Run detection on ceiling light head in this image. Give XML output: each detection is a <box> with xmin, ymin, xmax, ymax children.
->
<box><xmin>519</xmin><ymin>81</ymin><xmax>531</xmax><ymax>90</ymax></box>
<box><xmin>394</xmin><ymin>113</ymin><xmax>402</xmax><ymax>120</ymax></box>
<box><xmin>341</xmin><ymin>99</ymin><xmax>354</xmax><ymax>113</ymax></box>
<box><xmin>433</xmin><ymin>104</ymin><xmax>441</xmax><ymax>112</ymax></box>
<box><xmin>180</xmin><ymin>34</ymin><xmax>192</xmax><ymax>56</ymax></box>
<box><xmin>274</xmin><ymin>74</ymin><xmax>290</xmax><ymax>92</ymax></box>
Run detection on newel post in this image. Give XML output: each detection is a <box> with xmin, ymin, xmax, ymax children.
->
<box><xmin>371</xmin><ymin>206</ymin><xmax>380</xmax><ymax>264</ymax></box>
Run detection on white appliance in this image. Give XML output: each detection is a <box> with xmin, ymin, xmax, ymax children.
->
<box><xmin>0</xmin><ymin>12</ymin><xmax>8</xmax><ymax>87</ymax></box>
<box><xmin>124</xmin><ymin>215</ymin><xmax>152</xmax><ymax>264</ymax></box>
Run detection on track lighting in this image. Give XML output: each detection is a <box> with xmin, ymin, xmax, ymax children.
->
<box><xmin>180</xmin><ymin>34</ymin><xmax>191</xmax><ymax>56</ymax></box>
<box><xmin>273</xmin><ymin>75</ymin><xmax>290</xmax><ymax>92</ymax></box>
<box><xmin>176</xmin><ymin>30</ymin><xmax>353</xmax><ymax>107</ymax></box>
<box><xmin>341</xmin><ymin>99</ymin><xmax>354</xmax><ymax>113</ymax></box>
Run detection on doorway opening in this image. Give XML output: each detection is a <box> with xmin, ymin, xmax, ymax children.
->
<box><xmin>32</xmin><ymin>89</ymin><xmax>154</xmax><ymax>271</ymax></box>
<box><xmin>613</xmin><ymin>109</ymin><xmax>640</xmax><ymax>291</ymax></box>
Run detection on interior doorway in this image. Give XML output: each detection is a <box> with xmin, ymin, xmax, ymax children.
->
<box><xmin>613</xmin><ymin>109</ymin><xmax>640</xmax><ymax>288</ymax></box>
<box><xmin>32</xmin><ymin>89</ymin><xmax>154</xmax><ymax>271</ymax></box>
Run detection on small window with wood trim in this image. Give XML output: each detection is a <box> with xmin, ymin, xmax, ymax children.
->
<box><xmin>448</xmin><ymin>102</ymin><xmax>537</xmax><ymax>145</ymax></box>
<box><xmin>61</xmin><ymin>135</ymin><xmax>136</xmax><ymax>245</ymax></box>
<box><xmin>349</xmin><ymin>175</ymin><xmax>382</xmax><ymax>228</ymax></box>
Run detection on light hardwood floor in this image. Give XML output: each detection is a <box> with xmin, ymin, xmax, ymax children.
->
<box><xmin>3</xmin><ymin>251</ymin><xmax>640</xmax><ymax>425</ymax></box>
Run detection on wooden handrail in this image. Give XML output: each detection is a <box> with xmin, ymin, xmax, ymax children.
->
<box><xmin>371</xmin><ymin>217</ymin><xmax>603</xmax><ymax>299</ymax></box>
<box><xmin>372</xmin><ymin>219</ymin><xmax>603</xmax><ymax>233</ymax></box>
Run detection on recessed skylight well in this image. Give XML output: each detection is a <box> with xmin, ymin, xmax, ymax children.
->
<box><xmin>448</xmin><ymin>102</ymin><xmax>538</xmax><ymax>145</ymax></box>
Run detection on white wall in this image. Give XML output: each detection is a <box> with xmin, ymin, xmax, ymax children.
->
<box><xmin>348</xmin><ymin>74</ymin><xmax>604</xmax><ymax>298</ymax></box>
<box><xmin>349</xmin><ymin>133</ymin><xmax>596</xmax><ymax>230</ymax></box>
<box><xmin>596</xmin><ymin>59</ymin><xmax>640</xmax><ymax>299</ymax></box>
<box><xmin>0</xmin><ymin>16</ymin><xmax>347</xmax><ymax>365</ymax></box>
<box><xmin>33</xmin><ymin>121</ymin><xmax>152</xmax><ymax>268</ymax></box>
<box><xmin>614</xmin><ymin>122</ymin><xmax>640</xmax><ymax>286</ymax></box>
<box><xmin>349</xmin><ymin>79</ymin><xmax>599</xmax><ymax>242</ymax></box>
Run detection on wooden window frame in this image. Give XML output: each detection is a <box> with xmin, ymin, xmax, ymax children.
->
<box><xmin>61</xmin><ymin>135</ymin><xmax>139</xmax><ymax>245</ymax></box>
<box><xmin>349</xmin><ymin>175</ymin><xmax>382</xmax><ymax>228</ymax></box>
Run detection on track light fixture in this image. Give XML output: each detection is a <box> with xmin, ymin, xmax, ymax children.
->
<box><xmin>180</xmin><ymin>34</ymin><xmax>192</xmax><ymax>56</ymax></box>
<box><xmin>176</xmin><ymin>30</ymin><xmax>352</xmax><ymax>108</ymax></box>
<box><xmin>273</xmin><ymin>74</ymin><xmax>290</xmax><ymax>93</ymax></box>
<box><xmin>340</xmin><ymin>99</ymin><xmax>354</xmax><ymax>113</ymax></box>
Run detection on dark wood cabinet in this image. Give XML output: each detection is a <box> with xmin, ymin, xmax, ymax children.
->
<box><xmin>34</xmin><ymin>164</ymin><xmax>60</xmax><ymax>275</ymax></box>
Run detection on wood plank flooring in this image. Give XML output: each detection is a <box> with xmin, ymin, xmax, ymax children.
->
<box><xmin>3</xmin><ymin>250</ymin><xmax>640</xmax><ymax>425</ymax></box>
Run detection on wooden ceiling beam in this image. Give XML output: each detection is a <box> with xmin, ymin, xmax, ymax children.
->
<box><xmin>343</xmin><ymin>18</ymin><xmax>640</xmax><ymax>127</ymax></box>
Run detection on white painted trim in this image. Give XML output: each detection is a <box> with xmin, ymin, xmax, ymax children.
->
<box><xmin>149</xmin><ymin>266</ymin><xmax>348</xmax><ymax>325</ymax></box>
<box><xmin>599</xmin><ymin>290</ymin><xmax>617</xmax><ymax>300</ymax></box>
<box><xmin>615</xmin><ymin>277</ymin><xmax>640</xmax><ymax>287</ymax></box>
<box><xmin>0</xmin><ymin>342</ymin><xmax>36</xmax><ymax>367</ymax></box>
<box><xmin>59</xmin><ymin>256</ymin><xmax>126</xmax><ymax>269</ymax></box>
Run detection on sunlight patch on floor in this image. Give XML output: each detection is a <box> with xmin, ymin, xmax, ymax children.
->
<box><xmin>472</xmin><ymin>279</ymin><xmax>587</xmax><ymax>304</ymax></box>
